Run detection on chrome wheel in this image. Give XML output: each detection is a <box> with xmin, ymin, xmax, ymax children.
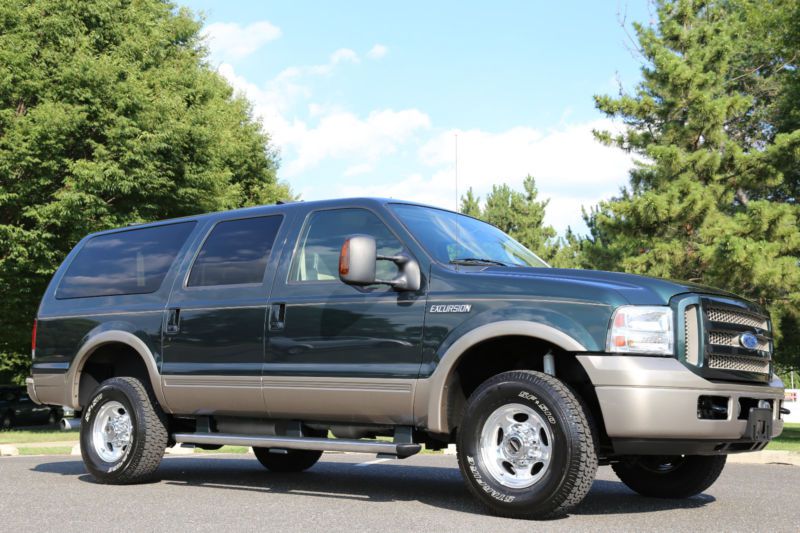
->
<box><xmin>91</xmin><ymin>401</ymin><xmax>133</xmax><ymax>463</ymax></box>
<box><xmin>479</xmin><ymin>403</ymin><xmax>553</xmax><ymax>489</ymax></box>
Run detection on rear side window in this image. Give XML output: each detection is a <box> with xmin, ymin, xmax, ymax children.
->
<box><xmin>187</xmin><ymin>215</ymin><xmax>283</xmax><ymax>287</ymax></box>
<box><xmin>56</xmin><ymin>222</ymin><xmax>196</xmax><ymax>299</ymax></box>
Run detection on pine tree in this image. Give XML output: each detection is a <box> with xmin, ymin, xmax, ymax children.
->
<box><xmin>583</xmin><ymin>0</ymin><xmax>800</xmax><ymax>369</ymax></box>
<box><xmin>0</xmin><ymin>0</ymin><xmax>291</xmax><ymax>383</ymax></box>
<box><xmin>460</xmin><ymin>188</ymin><xmax>481</xmax><ymax>218</ymax></box>
<box><xmin>460</xmin><ymin>176</ymin><xmax>568</xmax><ymax>265</ymax></box>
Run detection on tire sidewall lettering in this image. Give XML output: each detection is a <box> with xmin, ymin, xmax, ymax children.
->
<box><xmin>82</xmin><ymin>387</ymin><xmax>137</xmax><ymax>475</ymax></box>
<box><xmin>466</xmin><ymin>455</ymin><xmax>516</xmax><ymax>503</ymax></box>
<box><xmin>517</xmin><ymin>391</ymin><xmax>557</xmax><ymax>425</ymax></box>
<box><xmin>83</xmin><ymin>392</ymin><xmax>103</xmax><ymax>423</ymax></box>
<box><xmin>459</xmin><ymin>376</ymin><xmax>576</xmax><ymax>513</ymax></box>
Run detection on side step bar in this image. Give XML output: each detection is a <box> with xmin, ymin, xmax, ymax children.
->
<box><xmin>173</xmin><ymin>433</ymin><xmax>422</xmax><ymax>459</ymax></box>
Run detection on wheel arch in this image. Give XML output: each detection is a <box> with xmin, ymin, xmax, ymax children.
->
<box><xmin>415</xmin><ymin>320</ymin><xmax>590</xmax><ymax>436</ymax></box>
<box><xmin>67</xmin><ymin>331</ymin><xmax>168</xmax><ymax>412</ymax></box>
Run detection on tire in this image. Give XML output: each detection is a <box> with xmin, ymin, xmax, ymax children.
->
<box><xmin>80</xmin><ymin>377</ymin><xmax>168</xmax><ymax>484</ymax></box>
<box><xmin>612</xmin><ymin>455</ymin><xmax>727</xmax><ymax>498</ymax></box>
<box><xmin>253</xmin><ymin>447</ymin><xmax>322</xmax><ymax>472</ymax></box>
<box><xmin>47</xmin><ymin>410</ymin><xmax>58</xmax><ymax>426</ymax></box>
<box><xmin>457</xmin><ymin>370</ymin><xmax>597</xmax><ymax>519</ymax></box>
<box><xmin>1</xmin><ymin>411</ymin><xmax>12</xmax><ymax>430</ymax></box>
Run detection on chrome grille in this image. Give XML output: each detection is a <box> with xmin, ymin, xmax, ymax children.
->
<box><xmin>684</xmin><ymin>305</ymin><xmax>699</xmax><ymax>365</ymax></box>
<box><xmin>707</xmin><ymin>353</ymin><xmax>770</xmax><ymax>374</ymax></box>
<box><xmin>708</xmin><ymin>331</ymin><xmax>770</xmax><ymax>351</ymax></box>
<box><xmin>705</xmin><ymin>307</ymin><xmax>768</xmax><ymax>329</ymax></box>
<box><xmin>700</xmin><ymin>299</ymin><xmax>772</xmax><ymax>378</ymax></box>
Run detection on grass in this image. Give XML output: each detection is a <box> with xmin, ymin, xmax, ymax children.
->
<box><xmin>194</xmin><ymin>446</ymin><xmax>251</xmax><ymax>454</ymax></box>
<box><xmin>0</xmin><ymin>428</ymin><xmax>78</xmax><ymax>445</ymax></box>
<box><xmin>17</xmin><ymin>446</ymin><xmax>73</xmax><ymax>456</ymax></box>
<box><xmin>767</xmin><ymin>422</ymin><xmax>800</xmax><ymax>452</ymax></box>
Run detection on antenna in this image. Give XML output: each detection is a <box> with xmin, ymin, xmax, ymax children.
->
<box><xmin>455</xmin><ymin>132</ymin><xmax>462</xmax><ymax>256</ymax></box>
<box><xmin>455</xmin><ymin>133</ymin><xmax>459</xmax><ymax>212</ymax></box>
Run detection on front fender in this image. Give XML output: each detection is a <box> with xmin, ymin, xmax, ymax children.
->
<box><xmin>414</xmin><ymin>319</ymin><xmax>592</xmax><ymax>435</ymax></box>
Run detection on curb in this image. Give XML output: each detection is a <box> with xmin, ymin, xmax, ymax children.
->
<box><xmin>0</xmin><ymin>444</ymin><xmax>19</xmax><ymax>457</ymax></box>
<box><xmin>727</xmin><ymin>450</ymin><xmax>800</xmax><ymax>466</ymax></box>
<box><xmin>165</xmin><ymin>443</ymin><xmax>195</xmax><ymax>455</ymax></box>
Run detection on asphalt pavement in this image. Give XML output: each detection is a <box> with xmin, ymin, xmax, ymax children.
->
<box><xmin>1</xmin><ymin>452</ymin><xmax>797</xmax><ymax>532</ymax></box>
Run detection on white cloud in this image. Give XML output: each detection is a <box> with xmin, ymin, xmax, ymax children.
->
<box><xmin>344</xmin><ymin>163</ymin><xmax>374</xmax><ymax>176</ymax></box>
<box><xmin>367</xmin><ymin>44</ymin><xmax>388</xmax><ymax>59</ymax></box>
<box><xmin>282</xmin><ymin>109</ymin><xmax>431</xmax><ymax>176</ymax></box>
<box><xmin>217</xmin><ymin>62</ymin><xmax>431</xmax><ymax>177</ymax></box>
<box><xmin>202</xmin><ymin>21</ymin><xmax>281</xmax><ymax>62</ymax></box>
<box><xmin>331</xmin><ymin>120</ymin><xmax>633</xmax><ymax>234</ymax></box>
<box><xmin>330</xmin><ymin>48</ymin><xmax>360</xmax><ymax>64</ymax></box>
<box><xmin>205</xmin><ymin>26</ymin><xmax>632</xmax><ymax>235</ymax></box>
<box><xmin>418</xmin><ymin>120</ymin><xmax>630</xmax><ymax>188</ymax></box>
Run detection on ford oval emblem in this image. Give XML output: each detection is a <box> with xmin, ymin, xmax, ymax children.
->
<box><xmin>739</xmin><ymin>332</ymin><xmax>759</xmax><ymax>350</ymax></box>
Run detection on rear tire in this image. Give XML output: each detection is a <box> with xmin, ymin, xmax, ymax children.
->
<box><xmin>612</xmin><ymin>455</ymin><xmax>726</xmax><ymax>498</ymax></box>
<box><xmin>253</xmin><ymin>448</ymin><xmax>322</xmax><ymax>472</ymax></box>
<box><xmin>80</xmin><ymin>377</ymin><xmax>168</xmax><ymax>484</ymax></box>
<box><xmin>456</xmin><ymin>370</ymin><xmax>597</xmax><ymax>519</ymax></box>
<box><xmin>1</xmin><ymin>411</ymin><xmax>12</xmax><ymax>430</ymax></box>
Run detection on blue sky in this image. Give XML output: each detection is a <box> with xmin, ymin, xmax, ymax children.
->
<box><xmin>183</xmin><ymin>1</ymin><xmax>653</xmax><ymax>234</ymax></box>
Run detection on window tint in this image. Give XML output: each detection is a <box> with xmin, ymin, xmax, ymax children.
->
<box><xmin>291</xmin><ymin>209</ymin><xmax>403</xmax><ymax>282</ymax></box>
<box><xmin>188</xmin><ymin>215</ymin><xmax>283</xmax><ymax>287</ymax></box>
<box><xmin>56</xmin><ymin>222</ymin><xmax>196</xmax><ymax>299</ymax></box>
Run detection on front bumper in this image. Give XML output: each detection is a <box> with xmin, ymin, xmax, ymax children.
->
<box><xmin>577</xmin><ymin>355</ymin><xmax>784</xmax><ymax>453</ymax></box>
<box><xmin>25</xmin><ymin>377</ymin><xmax>42</xmax><ymax>405</ymax></box>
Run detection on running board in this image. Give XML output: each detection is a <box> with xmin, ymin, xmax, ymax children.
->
<box><xmin>172</xmin><ymin>433</ymin><xmax>422</xmax><ymax>459</ymax></box>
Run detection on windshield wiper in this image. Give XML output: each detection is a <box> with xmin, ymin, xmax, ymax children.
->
<box><xmin>449</xmin><ymin>257</ymin><xmax>508</xmax><ymax>267</ymax></box>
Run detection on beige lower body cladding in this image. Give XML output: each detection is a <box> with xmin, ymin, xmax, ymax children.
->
<box><xmin>577</xmin><ymin>355</ymin><xmax>784</xmax><ymax>440</ymax></box>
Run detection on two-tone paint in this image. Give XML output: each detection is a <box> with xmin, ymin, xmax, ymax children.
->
<box><xmin>27</xmin><ymin>197</ymin><xmax>784</xmax><ymax>443</ymax></box>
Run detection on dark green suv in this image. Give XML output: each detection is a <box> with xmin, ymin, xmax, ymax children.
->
<box><xmin>26</xmin><ymin>198</ymin><xmax>785</xmax><ymax>518</ymax></box>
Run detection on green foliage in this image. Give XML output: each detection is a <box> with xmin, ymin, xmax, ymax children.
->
<box><xmin>583</xmin><ymin>0</ymin><xmax>800</xmax><ymax>369</ymax></box>
<box><xmin>460</xmin><ymin>176</ymin><xmax>575</xmax><ymax>266</ymax></box>
<box><xmin>0</xmin><ymin>0</ymin><xmax>290</xmax><ymax>383</ymax></box>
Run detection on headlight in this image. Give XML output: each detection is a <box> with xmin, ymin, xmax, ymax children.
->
<box><xmin>607</xmin><ymin>306</ymin><xmax>674</xmax><ymax>355</ymax></box>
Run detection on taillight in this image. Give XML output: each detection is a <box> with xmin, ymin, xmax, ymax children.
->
<box><xmin>31</xmin><ymin>319</ymin><xmax>37</xmax><ymax>358</ymax></box>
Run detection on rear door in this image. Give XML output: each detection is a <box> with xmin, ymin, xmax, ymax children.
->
<box><xmin>161</xmin><ymin>212</ymin><xmax>288</xmax><ymax>416</ymax></box>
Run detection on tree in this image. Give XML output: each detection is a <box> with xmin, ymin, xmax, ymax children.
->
<box><xmin>460</xmin><ymin>176</ymin><xmax>573</xmax><ymax>266</ymax></box>
<box><xmin>583</xmin><ymin>0</ymin><xmax>800</xmax><ymax>369</ymax></box>
<box><xmin>460</xmin><ymin>188</ymin><xmax>481</xmax><ymax>218</ymax></box>
<box><xmin>0</xmin><ymin>0</ymin><xmax>290</xmax><ymax>383</ymax></box>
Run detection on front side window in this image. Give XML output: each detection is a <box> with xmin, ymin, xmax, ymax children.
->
<box><xmin>390</xmin><ymin>204</ymin><xmax>548</xmax><ymax>268</ymax></box>
<box><xmin>56</xmin><ymin>222</ymin><xmax>197</xmax><ymax>299</ymax></box>
<box><xmin>290</xmin><ymin>209</ymin><xmax>403</xmax><ymax>282</ymax></box>
<box><xmin>188</xmin><ymin>215</ymin><xmax>283</xmax><ymax>287</ymax></box>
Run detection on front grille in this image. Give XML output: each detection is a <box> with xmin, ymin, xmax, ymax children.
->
<box><xmin>705</xmin><ymin>307</ymin><xmax>768</xmax><ymax>330</ymax></box>
<box><xmin>707</xmin><ymin>353</ymin><xmax>770</xmax><ymax>374</ymax></box>
<box><xmin>679</xmin><ymin>296</ymin><xmax>773</xmax><ymax>382</ymax></box>
<box><xmin>708</xmin><ymin>331</ymin><xmax>770</xmax><ymax>351</ymax></box>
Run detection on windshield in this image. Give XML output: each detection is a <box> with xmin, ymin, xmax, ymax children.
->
<box><xmin>390</xmin><ymin>204</ymin><xmax>549</xmax><ymax>268</ymax></box>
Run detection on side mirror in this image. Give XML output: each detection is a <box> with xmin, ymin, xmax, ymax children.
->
<box><xmin>339</xmin><ymin>235</ymin><xmax>421</xmax><ymax>291</ymax></box>
<box><xmin>338</xmin><ymin>235</ymin><xmax>377</xmax><ymax>286</ymax></box>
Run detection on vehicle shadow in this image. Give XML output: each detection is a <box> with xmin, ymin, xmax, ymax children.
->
<box><xmin>32</xmin><ymin>456</ymin><xmax>715</xmax><ymax>518</ymax></box>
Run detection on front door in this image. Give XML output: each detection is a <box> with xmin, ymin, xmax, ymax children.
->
<box><xmin>161</xmin><ymin>213</ymin><xmax>285</xmax><ymax>416</ymax></box>
<box><xmin>265</xmin><ymin>207</ymin><xmax>427</xmax><ymax>424</ymax></box>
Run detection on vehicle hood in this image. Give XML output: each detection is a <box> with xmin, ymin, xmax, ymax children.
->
<box><xmin>468</xmin><ymin>266</ymin><xmax>742</xmax><ymax>306</ymax></box>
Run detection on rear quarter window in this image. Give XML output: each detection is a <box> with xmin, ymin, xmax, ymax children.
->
<box><xmin>56</xmin><ymin>222</ymin><xmax>196</xmax><ymax>299</ymax></box>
